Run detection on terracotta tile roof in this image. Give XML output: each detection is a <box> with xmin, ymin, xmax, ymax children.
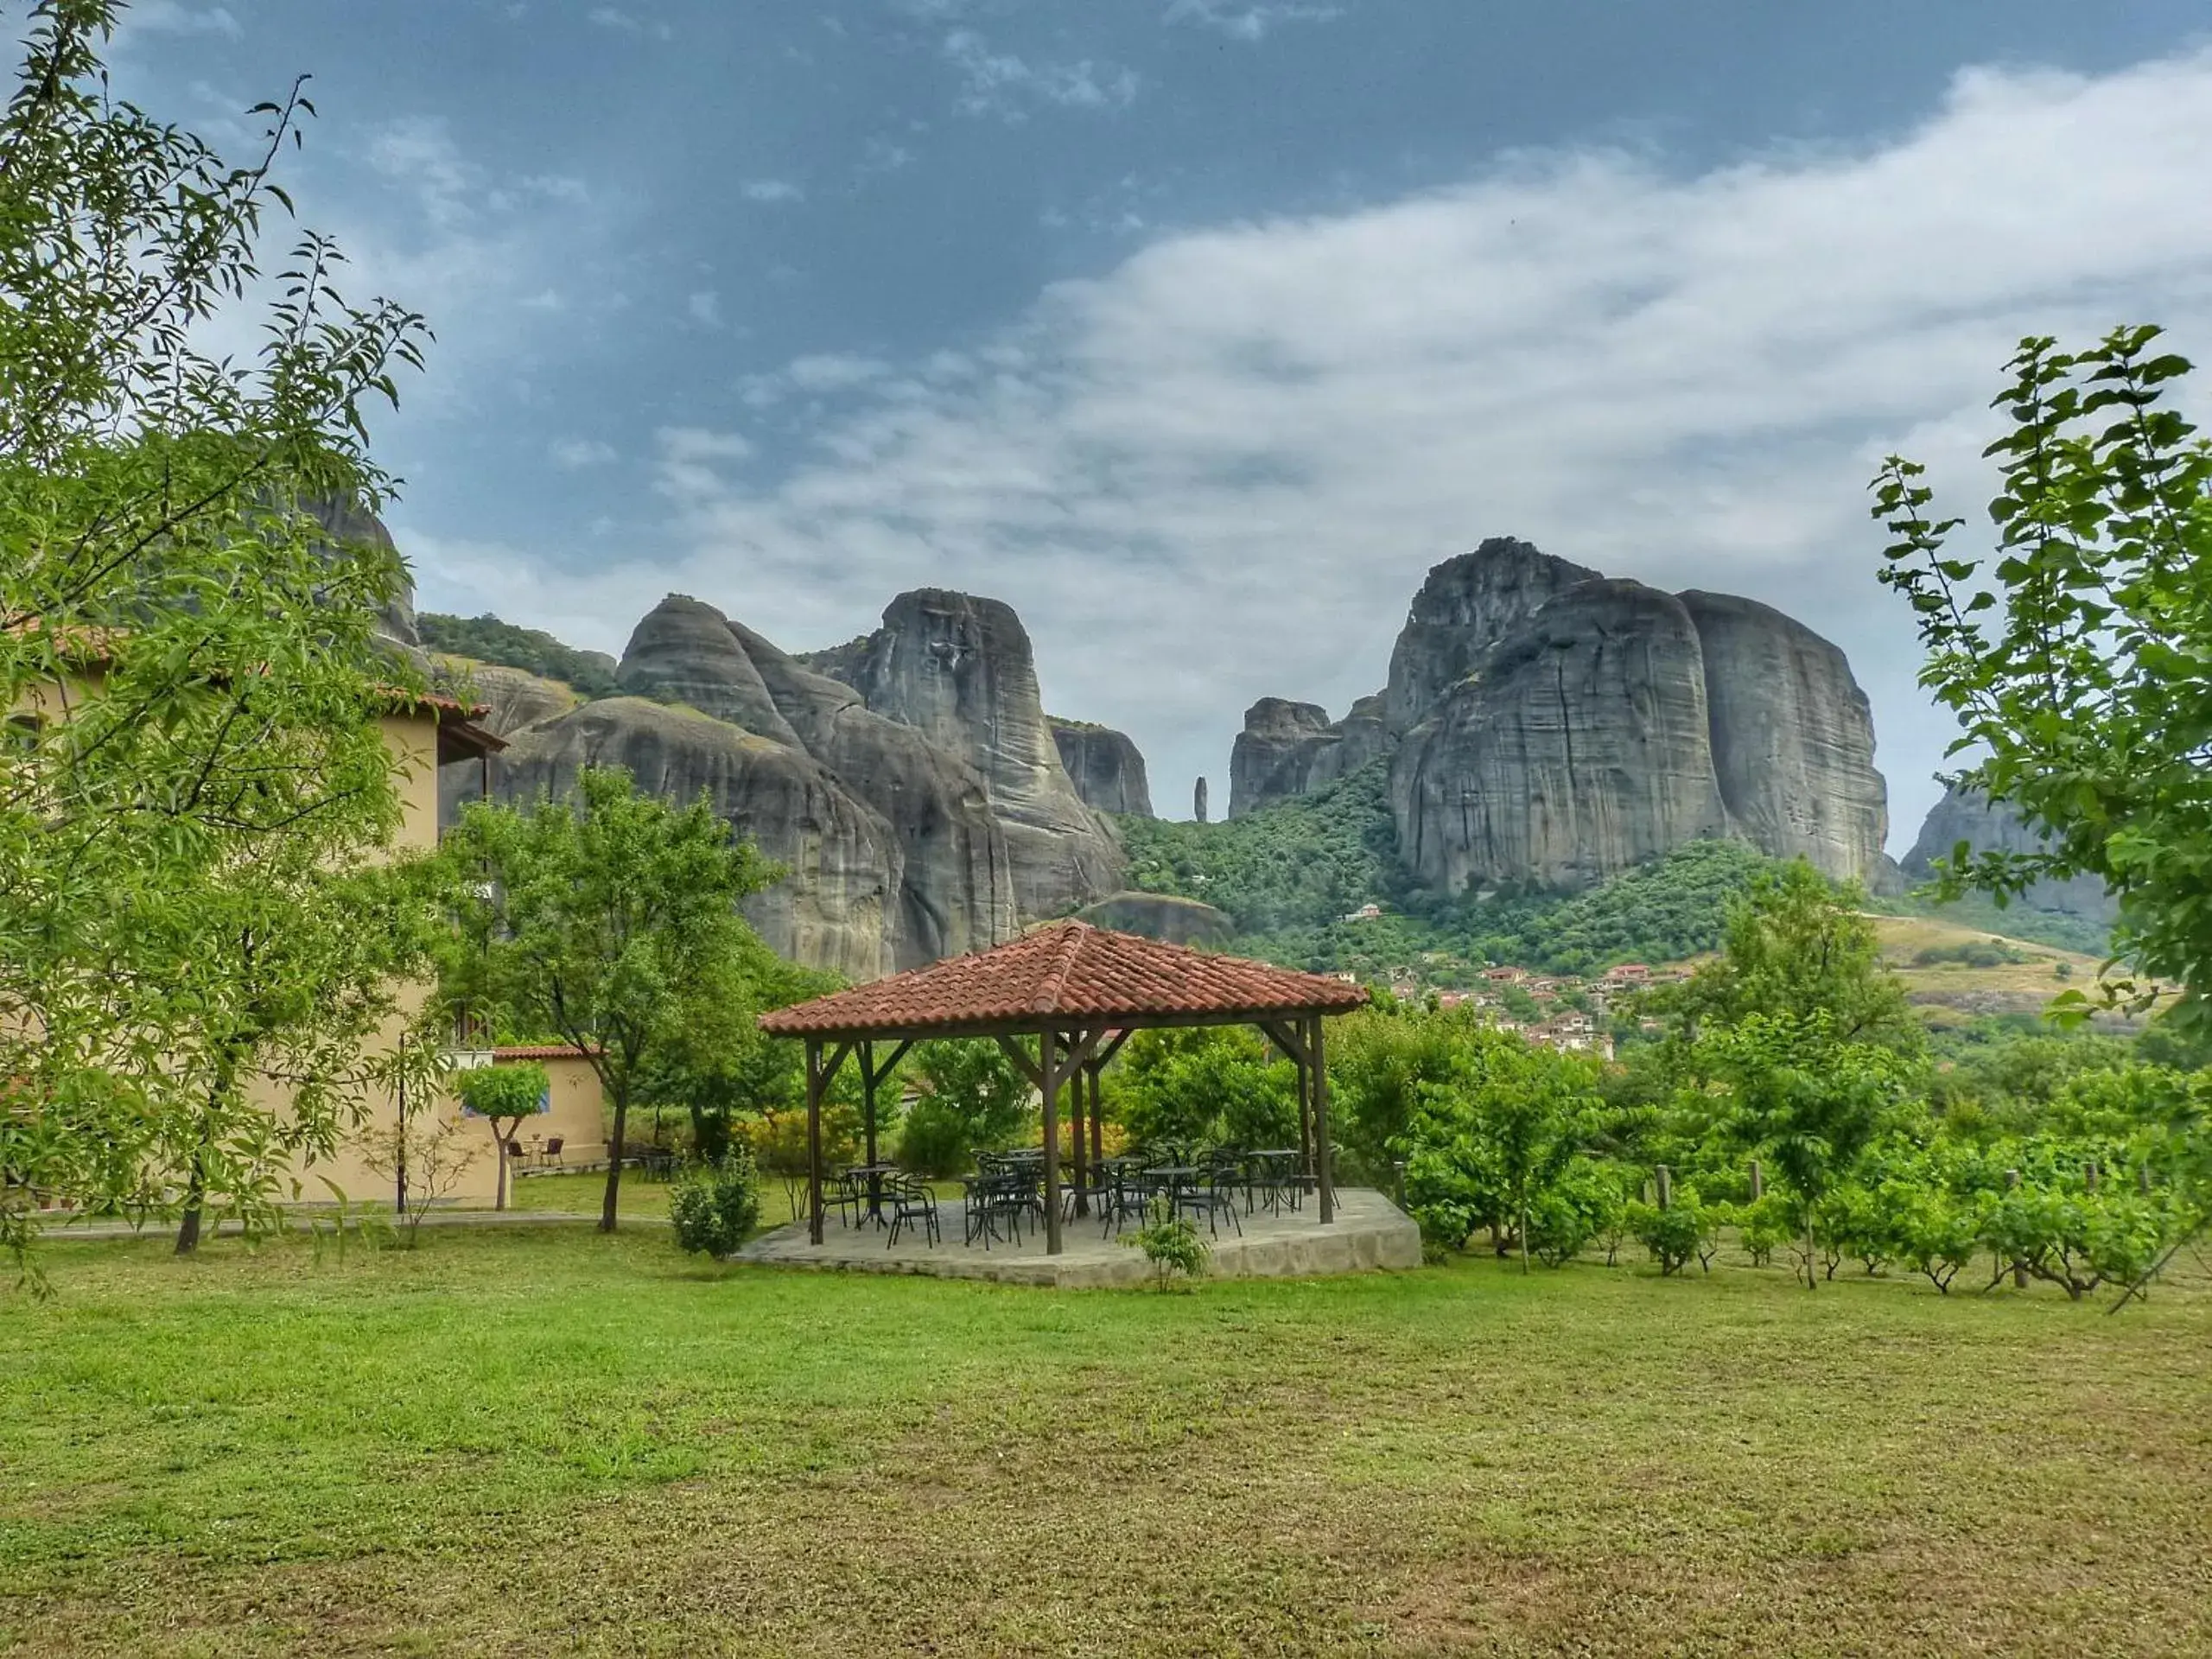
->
<box><xmin>759</xmin><ymin>920</ymin><xmax>1369</xmax><ymax>1039</ymax></box>
<box><xmin>490</xmin><ymin>1043</ymin><xmax>601</xmax><ymax>1061</ymax></box>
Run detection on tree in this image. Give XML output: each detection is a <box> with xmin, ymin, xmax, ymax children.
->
<box><xmin>0</xmin><ymin>4</ymin><xmax>429</xmax><ymax>1270</ymax></box>
<box><xmin>1397</xmin><ymin>1029</ymin><xmax>1601</xmax><ymax>1268</ymax></box>
<box><xmin>1117</xmin><ymin>1027</ymin><xmax>1296</xmax><ymax>1153</ymax></box>
<box><xmin>144</xmin><ymin>845</ymin><xmax>442</xmax><ymax>1255</ymax></box>
<box><xmin>913</xmin><ymin>1039</ymin><xmax>1031</xmax><ymax>1156</ymax></box>
<box><xmin>431</xmin><ymin>766</ymin><xmax>776</xmax><ymax>1232</ymax></box>
<box><xmin>455</xmin><ymin>1062</ymin><xmax>550</xmax><ymax>1211</ymax></box>
<box><xmin>1699</xmin><ymin>1011</ymin><xmax>1913</xmax><ymax>1289</ymax></box>
<box><xmin>1657</xmin><ymin>861</ymin><xmax>1916</xmax><ymax>1049</ymax></box>
<box><xmin>1325</xmin><ymin>1005</ymin><xmax>1470</xmax><ymax>1181</ymax></box>
<box><xmin>1872</xmin><ymin>326</ymin><xmax>2211</xmax><ymax>1032</ymax></box>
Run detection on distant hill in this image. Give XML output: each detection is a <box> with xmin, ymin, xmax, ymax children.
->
<box><xmin>417</xmin><ymin>612</ymin><xmax>620</xmax><ymax>701</ymax></box>
<box><xmin>1116</xmin><ymin>764</ymin><xmax>1786</xmax><ymax>980</ymax></box>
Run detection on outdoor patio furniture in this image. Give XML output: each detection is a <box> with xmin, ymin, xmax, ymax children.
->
<box><xmin>542</xmin><ymin>1136</ymin><xmax>564</xmax><ymax>1168</ymax></box>
<box><xmin>1099</xmin><ymin>1169</ymin><xmax>1161</xmax><ymax>1239</ymax></box>
<box><xmin>1174</xmin><ymin>1169</ymin><xmax>1244</xmax><ymax>1239</ymax></box>
<box><xmin>828</xmin><ymin>1169</ymin><xmax>866</xmax><ymax>1229</ymax></box>
<box><xmin>884</xmin><ymin>1178</ymin><xmax>939</xmax><ymax>1249</ymax></box>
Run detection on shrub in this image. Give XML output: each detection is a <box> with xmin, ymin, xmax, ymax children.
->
<box><xmin>668</xmin><ymin>1146</ymin><xmax>762</xmax><ymax>1258</ymax></box>
<box><xmin>1735</xmin><ymin>1192</ymin><xmax>1796</xmax><ymax>1268</ymax></box>
<box><xmin>898</xmin><ymin>1095</ymin><xmax>975</xmax><ymax>1179</ymax></box>
<box><xmin>1125</xmin><ymin>1196</ymin><xmax>1209</xmax><ymax>1289</ymax></box>
<box><xmin>1630</xmin><ymin>1193</ymin><xmax>1716</xmax><ymax>1276</ymax></box>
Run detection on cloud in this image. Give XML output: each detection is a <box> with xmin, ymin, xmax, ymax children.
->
<box><xmin>741</xmin><ymin>179</ymin><xmax>806</xmax><ymax>204</ymax></box>
<box><xmin>1164</xmin><ymin>1</ymin><xmax>1342</xmax><ymax>41</ymax></box>
<box><xmin>550</xmin><ymin>438</ymin><xmax>618</xmax><ymax>468</ymax></box>
<box><xmin>433</xmin><ymin>50</ymin><xmax>2212</xmax><ymax>848</ymax></box>
<box><xmin>943</xmin><ymin>29</ymin><xmax>1141</xmax><ymax>121</ymax></box>
<box><xmin>686</xmin><ymin>289</ymin><xmax>724</xmax><ymax>328</ymax></box>
<box><xmin>118</xmin><ymin>1</ymin><xmax>241</xmax><ymax>37</ymax></box>
<box><xmin>587</xmin><ymin>6</ymin><xmax>671</xmax><ymax>39</ymax></box>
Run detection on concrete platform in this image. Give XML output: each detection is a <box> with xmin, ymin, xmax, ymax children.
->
<box><xmin>736</xmin><ymin>1185</ymin><xmax>1421</xmax><ymax>1287</ymax></box>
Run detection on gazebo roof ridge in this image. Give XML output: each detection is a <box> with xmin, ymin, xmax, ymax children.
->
<box><xmin>757</xmin><ymin>918</ymin><xmax>1368</xmax><ymax>1041</ymax></box>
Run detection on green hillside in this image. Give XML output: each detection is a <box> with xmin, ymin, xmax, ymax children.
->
<box><xmin>417</xmin><ymin>611</ymin><xmax>621</xmax><ymax>700</ymax></box>
<box><xmin>1115</xmin><ymin>766</ymin><xmax>1786</xmax><ymax>979</ymax></box>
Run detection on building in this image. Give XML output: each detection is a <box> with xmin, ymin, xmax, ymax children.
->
<box><xmin>12</xmin><ymin>630</ymin><xmax>579</xmax><ymax>1211</ymax></box>
<box><xmin>1343</xmin><ymin>903</ymin><xmax>1383</xmax><ymax>923</ymax></box>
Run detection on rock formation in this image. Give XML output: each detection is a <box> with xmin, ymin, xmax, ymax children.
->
<box><xmin>489</xmin><ymin>696</ymin><xmax>901</xmax><ymax>982</ymax></box>
<box><xmin>1050</xmin><ymin>718</ymin><xmax>1154</xmax><ymax>817</ymax></box>
<box><xmin>1073</xmin><ymin>892</ymin><xmax>1233</xmax><ymax>949</ymax></box>
<box><xmin>1678</xmin><ymin>590</ymin><xmax>1891</xmax><ymax>885</ymax></box>
<box><xmin>1382</xmin><ymin>537</ymin><xmax>1600</xmax><ymax>733</ymax></box>
<box><xmin>801</xmin><ymin>589</ymin><xmax>1124</xmax><ymax>918</ymax></box>
<box><xmin>1227</xmin><ymin>693</ymin><xmax>1393</xmax><ymax>817</ymax></box>
<box><xmin>1238</xmin><ymin>537</ymin><xmax>1896</xmax><ymax>893</ymax></box>
<box><xmin>1391</xmin><ymin>580</ymin><xmax>1735</xmax><ymax>891</ymax></box>
<box><xmin>446</xmin><ymin>586</ymin><xmax>1134</xmax><ymax>977</ymax></box>
<box><xmin>1194</xmin><ymin>776</ymin><xmax>1209</xmax><ymax>823</ymax></box>
<box><xmin>1904</xmin><ymin>783</ymin><xmax>2117</xmax><ymax>926</ymax></box>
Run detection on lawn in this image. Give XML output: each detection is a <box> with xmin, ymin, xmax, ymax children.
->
<box><xmin>2</xmin><ymin>1231</ymin><xmax>2208</xmax><ymax>1657</ymax></box>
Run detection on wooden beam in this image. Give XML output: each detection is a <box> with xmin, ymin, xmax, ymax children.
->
<box><xmin>1257</xmin><ymin>1018</ymin><xmax>1308</xmax><ymax>1066</ymax></box>
<box><xmin>994</xmin><ymin>1033</ymin><xmax>1044</xmax><ymax>1090</ymax></box>
<box><xmin>1096</xmin><ymin>1027</ymin><xmax>1134</xmax><ymax>1068</ymax></box>
<box><xmin>866</xmin><ymin>1039</ymin><xmax>912</xmax><ymax>1088</ymax></box>
<box><xmin>1088</xmin><ymin>1061</ymin><xmax>1104</xmax><ymax>1169</ymax></box>
<box><xmin>1041</xmin><ymin>1028</ymin><xmax>1064</xmax><ymax>1255</ymax></box>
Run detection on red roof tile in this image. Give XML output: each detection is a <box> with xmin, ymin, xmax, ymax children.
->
<box><xmin>489</xmin><ymin>1043</ymin><xmax>600</xmax><ymax>1061</ymax></box>
<box><xmin>759</xmin><ymin>921</ymin><xmax>1369</xmax><ymax>1039</ymax></box>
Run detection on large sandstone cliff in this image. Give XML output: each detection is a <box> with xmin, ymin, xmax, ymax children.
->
<box><xmin>448</xmin><ymin>588</ymin><xmax>1128</xmax><ymax>978</ymax></box>
<box><xmin>802</xmin><ymin>589</ymin><xmax>1124</xmax><ymax>919</ymax></box>
<box><xmin>1236</xmin><ymin>538</ymin><xmax>1896</xmax><ymax>893</ymax></box>
<box><xmin>1050</xmin><ymin>719</ymin><xmax>1153</xmax><ymax>817</ymax></box>
<box><xmin>1904</xmin><ymin>783</ymin><xmax>2117</xmax><ymax>926</ymax></box>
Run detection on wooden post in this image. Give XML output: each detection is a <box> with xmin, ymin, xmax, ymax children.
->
<box><xmin>1089</xmin><ymin>1064</ymin><xmax>1104</xmax><ymax>1169</ymax></box>
<box><xmin>1041</xmin><ymin>1028</ymin><xmax>1063</xmax><ymax>1255</ymax></box>
<box><xmin>805</xmin><ymin>1039</ymin><xmax>824</xmax><ymax>1246</ymax></box>
<box><xmin>1748</xmin><ymin>1159</ymin><xmax>1763</xmax><ymax>1201</ymax></box>
<box><xmin>2005</xmin><ymin>1167</ymin><xmax>2025</xmax><ymax>1288</ymax></box>
<box><xmin>1656</xmin><ymin>1165</ymin><xmax>1673</xmax><ymax>1210</ymax></box>
<box><xmin>1296</xmin><ymin>1037</ymin><xmax>1313</xmax><ymax>1179</ymax></box>
<box><xmin>861</xmin><ymin>1039</ymin><xmax>877</xmax><ymax>1170</ymax></box>
<box><xmin>1312</xmin><ymin>1014</ymin><xmax>1334</xmax><ymax>1225</ymax></box>
<box><xmin>2083</xmin><ymin>1160</ymin><xmax>2099</xmax><ymax>1193</ymax></box>
<box><xmin>1070</xmin><ymin>1035</ymin><xmax>1089</xmax><ymax>1219</ymax></box>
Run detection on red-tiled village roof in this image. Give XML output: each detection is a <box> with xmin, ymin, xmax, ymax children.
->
<box><xmin>759</xmin><ymin>920</ymin><xmax>1369</xmax><ymax>1040</ymax></box>
<box><xmin>489</xmin><ymin>1043</ymin><xmax>601</xmax><ymax>1061</ymax></box>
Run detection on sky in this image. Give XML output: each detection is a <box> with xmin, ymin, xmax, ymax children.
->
<box><xmin>115</xmin><ymin>0</ymin><xmax>2212</xmax><ymax>845</ymax></box>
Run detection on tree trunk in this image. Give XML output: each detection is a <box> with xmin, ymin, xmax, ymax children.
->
<box><xmin>1802</xmin><ymin>1216</ymin><xmax>1817</xmax><ymax>1291</ymax></box>
<box><xmin>175</xmin><ymin>1163</ymin><xmax>205</xmax><ymax>1256</ymax></box>
<box><xmin>1518</xmin><ymin>1193</ymin><xmax>1529</xmax><ymax>1274</ymax></box>
<box><xmin>493</xmin><ymin>1120</ymin><xmax>511</xmax><ymax>1212</ymax></box>
<box><xmin>601</xmin><ymin>1090</ymin><xmax>627</xmax><ymax>1233</ymax></box>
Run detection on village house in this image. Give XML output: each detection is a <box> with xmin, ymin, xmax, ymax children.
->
<box><xmin>12</xmin><ymin>629</ymin><xmax>597</xmax><ymax>1210</ymax></box>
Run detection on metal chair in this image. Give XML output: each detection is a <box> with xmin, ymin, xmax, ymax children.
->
<box><xmin>885</xmin><ymin>1177</ymin><xmax>939</xmax><ymax>1249</ymax></box>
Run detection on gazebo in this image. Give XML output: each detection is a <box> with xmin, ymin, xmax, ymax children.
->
<box><xmin>757</xmin><ymin>920</ymin><xmax>1370</xmax><ymax>1255</ymax></box>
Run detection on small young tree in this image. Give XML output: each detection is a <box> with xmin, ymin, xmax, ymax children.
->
<box><xmin>1872</xmin><ymin>327</ymin><xmax>2210</xmax><ymax>1032</ymax></box>
<box><xmin>433</xmin><ymin>766</ymin><xmax>776</xmax><ymax>1232</ymax></box>
<box><xmin>455</xmin><ymin>1062</ymin><xmax>550</xmax><ymax>1211</ymax></box>
<box><xmin>1699</xmin><ymin>1011</ymin><xmax>1912</xmax><ymax>1289</ymax></box>
<box><xmin>356</xmin><ymin>1109</ymin><xmax>481</xmax><ymax>1247</ymax></box>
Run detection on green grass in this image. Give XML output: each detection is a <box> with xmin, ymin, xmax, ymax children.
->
<box><xmin>3</xmin><ymin>1233</ymin><xmax>2209</xmax><ymax>1657</ymax></box>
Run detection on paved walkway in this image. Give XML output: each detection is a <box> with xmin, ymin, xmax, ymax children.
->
<box><xmin>739</xmin><ymin>1185</ymin><xmax>1421</xmax><ymax>1287</ymax></box>
<box><xmin>34</xmin><ymin>1209</ymin><xmax>666</xmax><ymax>1242</ymax></box>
